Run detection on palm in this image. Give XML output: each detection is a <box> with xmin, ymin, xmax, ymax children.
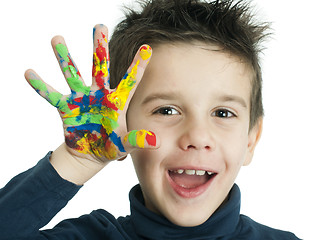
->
<box><xmin>26</xmin><ymin>25</ymin><xmax>156</xmax><ymax>162</ymax></box>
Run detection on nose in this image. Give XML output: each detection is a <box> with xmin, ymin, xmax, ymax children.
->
<box><xmin>177</xmin><ymin>117</ymin><xmax>216</xmax><ymax>151</ymax></box>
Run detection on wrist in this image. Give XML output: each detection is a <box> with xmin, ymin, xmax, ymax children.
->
<box><xmin>50</xmin><ymin>143</ymin><xmax>107</xmax><ymax>185</ymax></box>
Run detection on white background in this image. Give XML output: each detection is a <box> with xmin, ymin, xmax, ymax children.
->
<box><xmin>0</xmin><ymin>0</ymin><xmax>329</xmax><ymax>239</ymax></box>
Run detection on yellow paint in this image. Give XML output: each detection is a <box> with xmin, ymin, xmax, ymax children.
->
<box><xmin>95</xmin><ymin>106</ymin><xmax>119</xmax><ymax>120</ymax></box>
<box><xmin>123</xmin><ymin>135</ymin><xmax>128</xmax><ymax>145</ymax></box>
<box><xmin>139</xmin><ymin>45</ymin><xmax>152</xmax><ymax>60</ymax></box>
<box><xmin>107</xmin><ymin>60</ymin><xmax>139</xmax><ymax>110</ymax></box>
<box><xmin>136</xmin><ymin>130</ymin><xmax>146</xmax><ymax>148</ymax></box>
<box><xmin>63</xmin><ymin>107</ymin><xmax>80</xmax><ymax>118</ymax></box>
<box><xmin>100</xmin><ymin>117</ymin><xmax>114</xmax><ymax>135</ymax></box>
<box><xmin>76</xmin><ymin>134</ymin><xmax>91</xmax><ymax>154</ymax></box>
<box><xmin>136</xmin><ymin>130</ymin><xmax>154</xmax><ymax>148</ymax></box>
<box><xmin>93</xmin><ymin>52</ymin><xmax>108</xmax><ymax>78</ymax></box>
<box><xmin>123</xmin><ymin>129</ymin><xmax>154</xmax><ymax>148</ymax></box>
<box><xmin>90</xmin><ymin>142</ymin><xmax>102</xmax><ymax>158</ymax></box>
<box><xmin>75</xmin><ymin>132</ymin><xmax>119</xmax><ymax>159</ymax></box>
<box><xmin>106</xmin><ymin>142</ymin><xmax>118</xmax><ymax>159</ymax></box>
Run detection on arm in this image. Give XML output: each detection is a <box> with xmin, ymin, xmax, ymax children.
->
<box><xmin>0</xmin><ymin>152</ymin><xmax>81</xmax><ymax>239</ymax></box>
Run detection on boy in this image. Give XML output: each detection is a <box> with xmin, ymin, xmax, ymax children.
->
<box><xmin>0</xmin><ymin>0</ymin><xmax>301</xmax><ymax>239</ymax></box>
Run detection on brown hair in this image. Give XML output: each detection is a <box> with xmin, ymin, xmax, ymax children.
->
<box><xmin>109</xmin><ymin>0</ymin><xmax>270</xmax><ymax>129</ymax></box>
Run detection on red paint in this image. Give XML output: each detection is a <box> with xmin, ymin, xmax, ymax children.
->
<box><xmin>140</xmin><ymin>45</ymin><xmax>148</xmax><ymax>51</ymax></box>
<box><xmin>102</xmin><ymin>91</ymin><xmax>118</xmax><ymax>111</ymax></box>
<box><xmin>146</xmin><ymin>131</ymin><xmax>157</xmax><ymax>146</ymax></box>
<box><xmin>67</xmin><ymin>102</ymin><xmax>79</xmax><ymax>110</ymax></box>
<box><xmin>92</xmin><ymin>40</ymin><xmax>108</xmax><ymax>89</ymax></box>
<box><xmin>95</xmin><ymin>73</ymin><xmax>105</xmax><ymax>89</ymax></box>
<box><xmin>68</xmin><ymin>55</ymin><xmax>82</xmax><ymax>77</ymax></box>
<box><xmin>105</xmin><ymin>138</ymin><xmax>112</xmax><ymax>152</ymax></box>
<box><xmin>100</xmin><ymin>126</ymin><xmax>108</xmax><ymax>140</ymax></box>
<box><xmin>89</xmin><ymin>95</ymin><xmax>98</xmax><ymax>105</ymax></box>
<box><xmin>65</xmin><ymin>132</ymin><xmax>79</xmax><ymax>150</ymax></box>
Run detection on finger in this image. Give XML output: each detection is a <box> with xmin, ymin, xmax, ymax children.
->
<box><xmin>25</xmin><ymin>69</ymin><xmax>71</xmax><ymax>114</ymax></box>
<box><xmin>91</xmin><ymin>24</ymin><xmax>110</xmax><ymax>90</ymax></box>
<box><xmin>51</xmin><ymin>36</ymin><xmax>90</xmax><ymax>95</ymax></box>
<box><xmin>107</xmin><ymin>45</ymin><xmax>152</xmax><ymax>111</ymax></box>
<box><xmin>123</xmin><ymin>129</ymin><xmax>160</xmax><ymax>150</ymax></box>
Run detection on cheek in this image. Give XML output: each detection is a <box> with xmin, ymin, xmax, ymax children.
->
<box><xmin>220</xmin><ymin>130</ymin><xmax>249</xmax><ymax>168</ymax></box>
<box><xmin>131</xmin><ymin>149</ymin><xmax>163</xmax><ymax>183</ymax></box>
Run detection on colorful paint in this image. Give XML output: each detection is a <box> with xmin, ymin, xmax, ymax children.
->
<box><xmin>28</xmin><ymin>33</ymin><xmax>155</xmax><ymax>160</ymax></box>
<box><xmin>124</xmin><ymin>130</ymin><xmax>156</xmax><ymax>148</ymax></box>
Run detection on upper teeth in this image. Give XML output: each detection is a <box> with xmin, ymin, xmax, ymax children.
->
<box><xmin>172</xmin><ymin>169</ymin><xmax>214</xmax><ymax>176</ymax></box>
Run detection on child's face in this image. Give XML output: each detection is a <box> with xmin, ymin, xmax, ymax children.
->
<box><xmin>127</xmin><ymin>42</ymin><xmax>262</xmax><ymax>227</ymax></box>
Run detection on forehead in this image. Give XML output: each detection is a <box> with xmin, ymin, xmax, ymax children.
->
<box><xmin>136</xmin><ymin>42</ymin><xmax>253</xmax><ymax>105</ymax></box>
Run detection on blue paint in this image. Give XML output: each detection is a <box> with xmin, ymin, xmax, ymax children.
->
<box><xmin>94</xmin><ymin>89</ymin><xmax>105</xmax><ymax>104</ymax></box>
<box><xmin>123</xmin><ymin>72</ymin><xmax>128</xmax><ymax>80</ymax></box>
<box><xmin>67</xmin><ymin>123</ymin><xmax>102</xmax><ymax>133</ymax></box>
<box><xmin>81</xmin><ymin>94</ymin><xmax>91</xmax><ymax>113</ymax></box>
<box><xmin>109</xmin><ymin>131</ymin><xmax>125</xmax><ymax>152</ymax></box>
<box><xmin>68</xmin><ymin>91</ymin><xmax>77</xmax><ymax>104</ymax></box>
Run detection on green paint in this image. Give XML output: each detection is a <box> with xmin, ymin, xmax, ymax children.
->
<box><xmin>63</xmin><ymin>65</ymin><xmax>90</xmax><ymax>95</ymax></box>
<box><xmin>29</xmin><ymin>78</ymin><xmax>72</xmax><ymax>114</ymax></box>
<box><xmin>29</xmin><ymin>79</ymin><xmax>48</xmax><ymax>92</ymax></box>
<box><xmin>100</xmin><ymin>117</ymin><xmax>119</xmax><ymax>134</ymax></box>
<box><xmin>64</xmin><ymin>114</ymin><xmax>103</xmax><ymax>126</ymax></box>
<box><xmin>128</xmin><ymin>130</ymin><xmax>138</xmax><ymax>147</ymax></box>
<box><xmin>48</xmin><ymin>92</ymin><xmax>62</xmax><ymax>106</ymax></box>
<box><xmin>48</xmin><ymin>92</ymin><xmax>71</xmax><ymax>113</ymax></box>
<box><xmin>55</xmin><ymin>44</ymin><xmax>90</xmax><ymax>95</ymax></box>
<box><xmin>56</xmin><ymin>44</ymin><xmax>70</xmax><ymax>62</ymax></box>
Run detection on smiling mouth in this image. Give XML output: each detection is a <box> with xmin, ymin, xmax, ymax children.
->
<box><xmin>167</xmin><ymin>169</ymin><xmax>217</xmax><ymax>198</ymax></box>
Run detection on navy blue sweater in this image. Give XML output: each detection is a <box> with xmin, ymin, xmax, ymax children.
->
<box><xmin>0</xmin><ymin>152</ymin><xmax>301</xmax><ymax>239</ymax></box>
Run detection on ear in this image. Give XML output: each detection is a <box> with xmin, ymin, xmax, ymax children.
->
<box><xmin>243</xmin><ymin>117</ymin><xmax>263</xmax><ymax>166</ymax></box>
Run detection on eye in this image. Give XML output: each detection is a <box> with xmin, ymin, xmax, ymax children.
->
<box><xmin>153</xmin><ymin>106</ymin><xmax>180</xmax><ymax>116</ymax></box>
<box><xmin>212</xmin><ymin>109</ymin><xmax>236</xmax><ymax>118</ymax></box>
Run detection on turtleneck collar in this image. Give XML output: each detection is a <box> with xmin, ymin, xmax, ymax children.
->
<box><xmin>129</xmin><ymin>184</ymin><xmax>241</xmax><ymax>240</ymax></box>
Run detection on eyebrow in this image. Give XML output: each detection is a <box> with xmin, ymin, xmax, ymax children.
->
<box><xmin>141</xmin><ymin>92</ymin><xmax>180</xmax><ymax>105</ymax></box>
<box><xmin>218</xmin><ymin>95</ymin><xmax>248</xmax><ymax>108</ymax></box>
<box><xmin>141</xmin><ymin>92</ymin><xmax>248</xmax><ymax>109</ymax></box>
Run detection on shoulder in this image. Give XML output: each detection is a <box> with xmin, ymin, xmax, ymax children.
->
<box><xmin>88</xmin><ymin>209</ymin><xmax>121</xmax><ymax>226</ymax></box>
<box><xmin>238</xmin><ymin>214</ymin><xmax>301</xmax><ymax>240</ymax></box>
<box><xmin>71</xmin><ymin>209</ymin><xmax>130</xmax><ymax>238</ymax></box>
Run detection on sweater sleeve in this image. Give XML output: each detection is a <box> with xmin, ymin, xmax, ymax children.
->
<box><xmin>0</xmin><ymin>152</ymin><xmax>81</xmax><ymax>240</ymax></box>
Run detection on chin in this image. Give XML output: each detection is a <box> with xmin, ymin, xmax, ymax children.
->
<box><xmin>168</xmin><ymin>211</ymin><xmax>212</xmax><ymax>227</ymax></box>
<box><xmin>162</xmin><ymin>202</ymin><xmax>216</xmax><ymax>227</ymax></box>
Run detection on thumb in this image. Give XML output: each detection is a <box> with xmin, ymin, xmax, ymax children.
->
<box><xmin>123</xmin><ymin>129</ymin><xmax>160</xmax><ymax>151</ymax></box>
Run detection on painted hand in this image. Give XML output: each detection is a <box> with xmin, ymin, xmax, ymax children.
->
<box><xmin>25</xmin><ymin>24</ymin><xmax>158</xmax><ymax>163</ymax></box>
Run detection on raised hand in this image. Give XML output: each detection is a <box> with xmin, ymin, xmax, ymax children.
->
<box><xmin>25</xmin><ymin>24</ymin><xmax>158</xmax><ymax>163</ymax></box>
